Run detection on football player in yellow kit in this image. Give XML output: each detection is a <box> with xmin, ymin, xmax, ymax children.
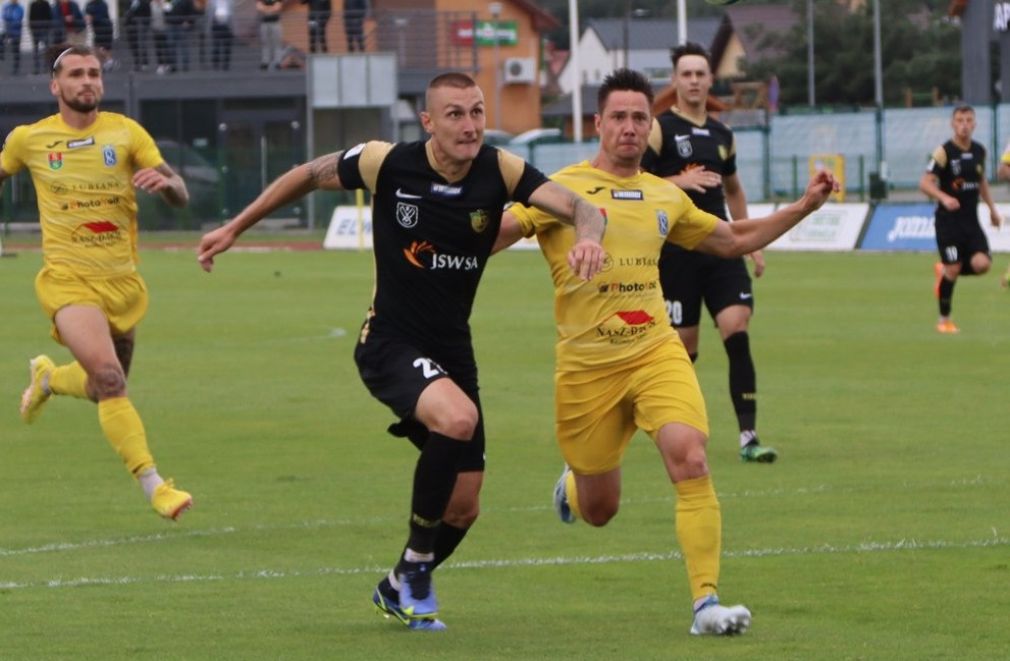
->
<box><xmin>1</xmin><ymin>46</ymin><xmax>193</xmax><ymax>520</ymax></box>
<box><xmin>497</xmin><ymin>68</ymin><xmax>836</xmax><ymax>636</ymax></box>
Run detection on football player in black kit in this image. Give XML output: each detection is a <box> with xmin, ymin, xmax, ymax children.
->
<box><xmin>642</xmin><ymin>42</ymin><xmax>776</xmax><ymax>464</ymax></box>
<box><xmin>919</xmin><ymin>105</ymin><xmax>1003</xmax><ymax>333</ymax></box>
<box><xmin>196</xmin><ymin>72</ymin><xmax>607</xmax><ymax>631</ymax></box>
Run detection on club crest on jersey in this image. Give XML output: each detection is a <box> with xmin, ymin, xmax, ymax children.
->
<box><xmin>675</xmin><ymin>134</ymin><xmax>692</xmax><ymax>158</ymax></box>
<box><xmin>396</xmin><ymin>201</ymin><xmax>419</xmax><ymax>228</ymax></box>
<box><xmin>48</xmin><ymin>152</ymin><xmax>63</xmax><ymax>170</ymax></box>
<box><xmin>470</xmin><ymin>209</ymin><xmax>489</xmax><ymax>233</ymax></box>
<box><xmin>102</xmin><ymin>145</ymin><xmax>117</xmax><ymax>167</ymax></box>
<box><xmin>656</xmin><ymin>210</ymin><xmax>669</xmax><ymax>236</ymax></box>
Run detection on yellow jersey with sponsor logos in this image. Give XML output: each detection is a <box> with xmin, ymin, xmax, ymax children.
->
<box><xmin>0</xmin><ymin>112</ymin><xmax>164</xmax><ymax>276</ymax></box>
<box><xmin>510</xmin><ymin>161</ymin><xmax>718</xmax><ymax>371</ymax></box>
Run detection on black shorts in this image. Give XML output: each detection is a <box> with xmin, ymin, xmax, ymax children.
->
<box><xmin>935</xmin><ymin>215</ymin><xmax>991</xmax><ymax>266</ymax></box>
<box><xmin>353</xmin><ymin>331</ymin><xmax>486</xmax><ymax>472</ymax></box>
<box><xmin>658</xmin><ymin>244</ymin><xmax>753</xmax><ymax>328</ymax></box>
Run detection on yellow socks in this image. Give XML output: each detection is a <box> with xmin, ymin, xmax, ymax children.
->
<box><xmin>675</xmin><ymin>474</ymin><xmax>722</xmax><ymax>602</ymax></box>
<box><xmin>565</xmin><ymin>470</ymin><xmax>583</xmax><ymax>521</ymax></box>
<box><xmin>48</xmin><ymin>361</ymin><xmax>89</xmax><ymax>399</ymax></box>
<box><xmin>97</xmin><ymin>397</ymin><xmax>155</xmax><ymax>476</ymax></box>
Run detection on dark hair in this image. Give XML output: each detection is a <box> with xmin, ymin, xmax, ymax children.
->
<box><xmin>952</xmin><ymin>104</ymin><xmax>975</xmax><ymax>116</ymax></box>
<box><xmin>597</xmin><ymin>68</ymin><xmax>654</xmax><ymax>113</ymax></box>
<box><xmin>671</xmin><ymin>41</ymin><xmax>712</xmax><ymax>71</ymax></box>
<box><xmin>49</xmin><ymin>44</ymin><xmax>100</xmax><ymax>75</ymax></box>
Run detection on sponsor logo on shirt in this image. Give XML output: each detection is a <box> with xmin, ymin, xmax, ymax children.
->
<box><xmin>585</xmin><ymin>186</ymin><xmax>605</xmax><ymax>195</ymax></box>
<box><xmin>67</xmin><ymin>137</ymin><xmax>95</xmax><ymax>149</ymax></box>
<box><xmin>691</xmin><ymin>127</ymin><xmax>711</xmax><ymax>136</ymax></box>
<box><xmin>595</xmin><ymin>310</ymin><xmax>658</xmax><ymax>343</ymax></box>
<box><xmin>395</xmin><ymin>188</ymin><xmax>422</xmax><ymax>200</ymax></box>
<box><xmin>45</xmin><ymin>140</ymin><xmax>64</xmax><ymax>149</ymax></box>
<box><xmin>48</xmin><ymin>152</ymin><xmax>63</xmax><ymax>170</ymax></box>
<box><xmin>71</xmin><ymin>220</ymin><xmax>123</xmax><ymax>246</ymax></box>
<box><xmin>611</xmin><ymin>189</ymin><xmax>643</xmax><ymax>201</ymax></box>
<box><xmin>403</xmin><ymin>240</ymin><xmax>479</xmax><ymax>271</ymax></box>
<box><xmin>596</xmin><ymin>280</ymin><xmax>658</xmax><ymax>295</ymax></box>
<box><xmin>430</xmin><ymin>183</ymin><xmax>463</xmax><ymax>198</ymax></box>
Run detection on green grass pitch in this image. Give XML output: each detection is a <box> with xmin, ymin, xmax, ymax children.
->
<box><xmin>2</xmin><ymin>245</ymin><xmax>1009</xmax><ymax>659</ymax></box>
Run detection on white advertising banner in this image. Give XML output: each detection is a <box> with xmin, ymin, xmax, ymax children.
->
<box><xmin>767</xmin><ymin>203</ymin><xmax>868</xmax><ymax>251</ymax></box>
<box><xmin>323</xmin><ymin>205</ymin><xmax>373</xmax><ymax>250</ymax></box>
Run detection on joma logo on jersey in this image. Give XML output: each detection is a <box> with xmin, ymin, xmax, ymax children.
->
<box><xmin>403</xmin><ymin>241</ymin><xmax>479</xmax><ymax>271</ymax></box>
<box><xmin>48</xmin><ymin>152</ymin><xmax>63</xmax><ymax>170</ymax></box>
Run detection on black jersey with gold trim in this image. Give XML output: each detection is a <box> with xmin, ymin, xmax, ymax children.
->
<box><xmin>337</xmin><ymin>139</ymin><xmax>548</xmax><ymax>346</ymax></box>
<box><xmin>926</xmin><ymin>139</ymin><xmax>986</xmax><ymax>222</ymax></box>
<box><xmin>642</xmin><ymin>109</ymin><xmax>737</xmax><ymax>220</ymax></box>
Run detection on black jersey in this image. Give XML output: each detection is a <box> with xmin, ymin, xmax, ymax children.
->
<box><xmin>337</xmin><ymin>139</ymin><xmax>548</xmax><ymax>347</ymax></box>
<box><xmin>926</xmin><ymin>139</ymin><xmax>986</xmax><ymax>222</ymax></box>
<box><xmin>642</xmin><ymin>108</ymin><xmax>737</xmax><ymax>220</ymax></box>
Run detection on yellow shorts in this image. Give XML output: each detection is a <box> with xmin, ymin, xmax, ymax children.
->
<box><xmin>34</xmin><ymin>267</ymin><xmax>149</xmax><ymax>343</ymax></box>
<box><xmin>555</xmin><ymin>338</ymin><xmax>709</xmax><ymax>475</ymax></box>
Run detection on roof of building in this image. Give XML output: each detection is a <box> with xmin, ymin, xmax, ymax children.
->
<box><xmin>712</xmin><ymin>4</ymin><xmax>799</xmax><ymax>63</ymax></box>
<box><xmin>586</xmin><ymin>17</ymin><xmax>723</xmax><ymax>53</ymax></box>
<box><xmin>509</xmin><ymin>0</ymin><xmax>561</xmax><ymax>31</ymax></box>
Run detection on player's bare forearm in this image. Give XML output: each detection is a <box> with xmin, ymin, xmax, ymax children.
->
<box><xmin>572</xmin><ymin>196</ymin><xmax>605</xmax><ymax>243</ymax></box>
<box><xmin>696</xmin><ymin>171</ymin><xmax>835</xmax><ymax>257</ymax></box>
<box><xmin>724</xmin><ymin>173</ymin><xmax>747</xmax><ymax>221</ymax></box>
<box><xmin>528</xmin><ymin>181</ymin><xmax>605</xmax><ymax>242</ymax></box>
<box><xmin>156</xmin><ymin>164</ymin><xmax>189</xmax><ymax>208</ymax></box>
<box><xmin>919</xmin><ymin>173</ymin><xmax>943</xmax><ymax>201</ymax></box>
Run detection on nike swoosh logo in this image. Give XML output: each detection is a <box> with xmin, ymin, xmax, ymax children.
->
<box><xmin>46</xmin><ymin>140</ymin><xmax>64</xmax><ymax>148</ymax></box>
<box><xmin>396</xmin><ymin>188</ymin><xmax>422</xmax><ymax>199</ymax></box>
<box><xmin>586</xmin><ymin>186</ymin><xmax>605</xmax><ymax>194</ymax></box>
<box><xmin>739</xmin><ymin>293</ymin><xmax>753</xmax><ymax>300</ymax></box>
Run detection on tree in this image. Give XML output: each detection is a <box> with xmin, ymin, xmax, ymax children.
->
<box><xmin>742</xmin><ymin>0</ymin><xmax>961</xmax><ymax>108</ymax></box>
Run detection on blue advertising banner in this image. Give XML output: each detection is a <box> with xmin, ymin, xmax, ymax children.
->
<box><xmin>860</xmin><ymin>203</ymin><xmax>936</xmax><ymax>251</ymax></box>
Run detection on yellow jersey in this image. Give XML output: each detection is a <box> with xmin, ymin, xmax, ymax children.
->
<box><xmin>510</xmin><ymin>161</ymin><xmax>719</xmax><ymax>371</ymax></box>
<box><xmin>1</xmin><ymin>112</ymin><xmax>164</xmax><ymax>277</ymax></box>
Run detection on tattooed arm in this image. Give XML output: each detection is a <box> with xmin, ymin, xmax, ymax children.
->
<box><xmin>197</xmin><ymin>151</ymin><xmax>345</xmax><ymax>271</ymax></box>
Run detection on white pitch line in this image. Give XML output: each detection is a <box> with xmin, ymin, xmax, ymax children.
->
<box><xmin>0</xmin><ymin>473</ymin><xmax>1001</xmax><ymax>559</ymax></box>
<box><xmin>0</xmin><ymin>532</ymin><xmax>1005</xmax><ymax>592</ymax></box>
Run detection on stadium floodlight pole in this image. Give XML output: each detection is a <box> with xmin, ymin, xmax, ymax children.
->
<box><xmin>806</xmin><ymin>0</ymin><xmax>815</xmax><ymax>107</ymax></box>
<box><xmin>569</xmin><ymin>0</ymin><xmax>583</xmax><ymax>142</ymax></box>
<box><xmin>676</xmin><ymin>0</ymin><xmax>686</xmax><ymax>45</ymax></box>
<box><xmin>490</xmin><ymin>2</ymin><xmax>503</xmax><ymax>131</ymax></box>
<box><xmin>873</xmin><ymin>0</ymin><xmax>885</xmax><ymax>178</ymax></box>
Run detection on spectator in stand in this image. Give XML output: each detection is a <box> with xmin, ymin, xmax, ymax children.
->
<box><xmin>52</xmin><ymin>0</ymin><xmax>85</xmax><ymax>46</ymax></box>
<box><xmin>150</xmin><ymin>0</ymin><xmax>171</xmax><ymax>74</ymax></box>
<box><xmin>167</xmin><ymin>0</ymin><xmax>197</xmax><ymax>72</ymax></box>
<box><xmin>302</xmin><ymin>0</ymin><xmax>328</xmax><ymax>53</ymax></box>
<box><xmin>124</xmin><ymin>0</ymin><xmax>152</xmax><ymax>72</ymax></box>
<box><xmin>1</xmin><ymin>0</ymin><xmax>25</xmax><ymax>75</ymax></box>
<box><xmin>343</xmin><ymin>0</ymin><xmax>365</xmax><ymax>52</ymax></box>
<box><xmin>207</xmin><ymin>0</ymin><xmax>231</xmax><ymax>70</ymax></box>
<box><xmin>256</xmin><ymin>0</ymin><xmax>281</xmax><ymax>70</ymax></box>
<box><xmin>28</xmin><ymin>0</ymin><xmax>52</xmax><ymax>74</ymax></box>
<box><xmin>84</xmin><ymin>0</ymin><xmax>114</xmax><ymax>67</ymax></box>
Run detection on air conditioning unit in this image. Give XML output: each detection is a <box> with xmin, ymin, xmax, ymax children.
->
<box><xmin>503</xmin><ymin>57</ymin><xmax>537</xmax><ymax>84</ymax></box>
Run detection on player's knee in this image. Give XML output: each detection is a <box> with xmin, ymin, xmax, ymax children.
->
<box><xmin>443</xmin><ymin>500</ymin><xmax>479</xmax><ymax>528</ymax></box>
<box><xmin>582</xmin><ymin>501</ymin><xmax>619</xmax><ymax>527</ymax></box>
<box><xmin>89</xmin><ymin>363</ymin><xmax>127</xmax><ymax>399</ymax></box>
<box><xmin>435</xmin><ymin>404</ymin><xmax>479</xmax><ymax>440</ymax></box>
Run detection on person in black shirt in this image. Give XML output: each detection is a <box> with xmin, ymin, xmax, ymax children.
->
<box><xmin>302</xmin><ymin>0</ymin><xmax>330</xmax><ymax>53</ymax></box>
<box><xmin>642</xmin><ymin>42</ymin><xmax>776</xmax><ymax>464</ymax></box>
<box><xmin>919</xmin><ymin>105</ymin><xmax>1003</xmax><ymax>333</ymax></box>
<box><xmin>28</xmin><ymin>0</ymin><xmax>52</xmax><ymax>74</ymax></box>
<box><xmin>196</xmin><ymin>72</ymin><xmax>606</xmax><ymax>631</ymax></box>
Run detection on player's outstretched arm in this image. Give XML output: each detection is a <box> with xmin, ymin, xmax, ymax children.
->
<box><xmin>198</xmin><ymin>152</ymin><xmax>345</xmax><ymax>272</ymax></box>
<box><xmin>694</xmin><ymin>170</ymin><xmax>837</xmax><ymax>258</ymax></box>
<box><xmin>527</xmin><ymin>181</ymin><xmax>607</xmax><ymax>280</ymax></box>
